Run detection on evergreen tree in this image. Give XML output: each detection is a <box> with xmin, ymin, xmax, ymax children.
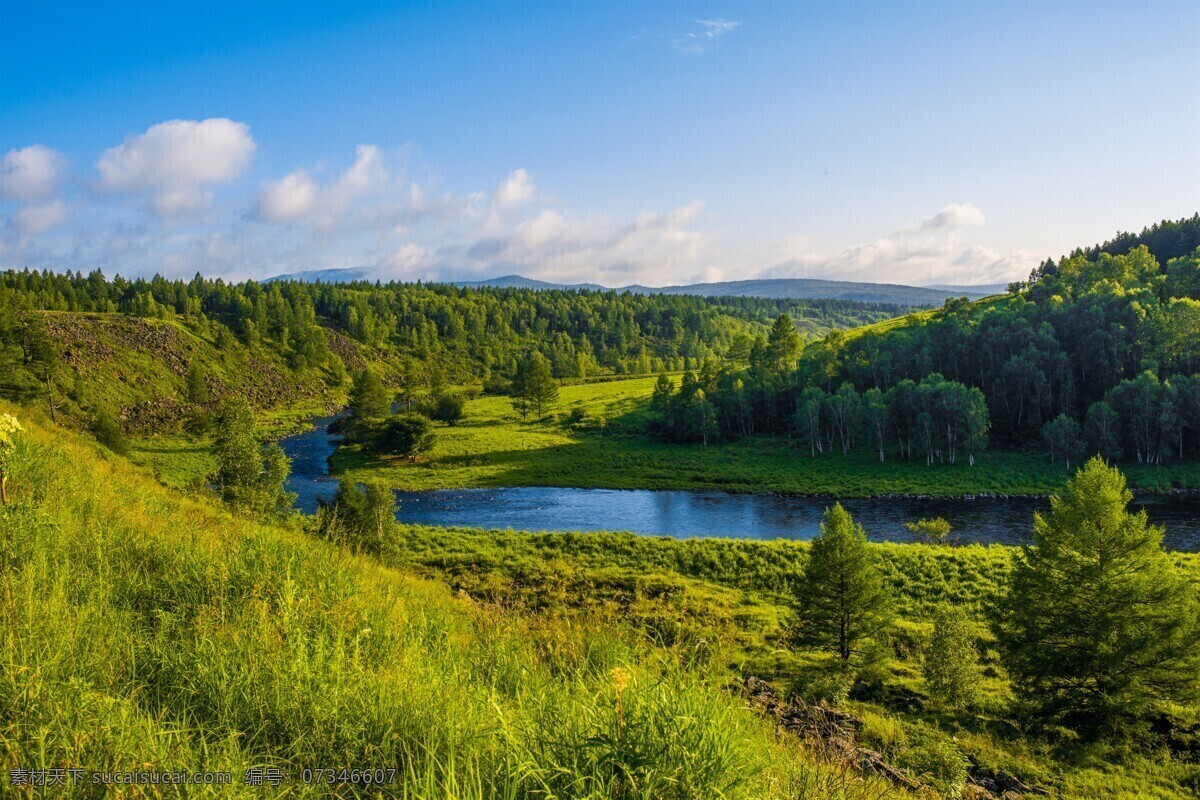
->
<box><xmin>795</xmin><ymin>504</ymin><xmax>892</xmax><ymax>662</ymax></box>
<box><xmin>349</xmin><ymin>368</ymin><xmax>390</xmax><ymax>421</ymax></box>
<box><xmin>994</xmin><ymin>457</ymin><xmax>1200</xmax><ymax>734</ymax></box>
<box><xmin>766</xmin><ymin>313</ymin><xmax>802</xmax><ymax>376</ymax></box>
<box><xmin>186</xmin><ymin>362</ymin><xmax>210</xmax><ymax>405</ymax></box>
<box><xmin>512</xmin><ymin>351</ymin><xmax>558</xmax><ymax>419</ymax></box>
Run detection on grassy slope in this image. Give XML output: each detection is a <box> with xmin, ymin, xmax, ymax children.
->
<box><xmin>4</xmin><ymin>405</ymin><xmax>1198</xmax><ymax>797</ymax></box>
<box><xmin>0</xmin><ymin>403</ymin><xmax>899</xmax><ymax>800</ymax></box>
<box><xmin>334</xmin><ymin>377</ymin><xmax>1200</xmax><ymax>497</ymax></box>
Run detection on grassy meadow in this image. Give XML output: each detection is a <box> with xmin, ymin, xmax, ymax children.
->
<box><xmin>1</xmin><ymin>403</ymin><xmax>902</xmax><ymax>800</ymax></box>
<box><xmin>4</xmin><ymin>403</ymin><xmax>1199</xmax><ymax>797</ymax></box>
<box><xmin>331</xmin><ymin>376</ymin><xmax>1200</xmax><ymax>497</ymax></box>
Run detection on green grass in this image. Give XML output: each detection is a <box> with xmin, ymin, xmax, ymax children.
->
<box><xmin>1</xmin><ymin>403</ymin><xmax>903</xmax><ymax>800</ymax></box>
<box><xmin>334</xmin><ymin>376</ymin><xmax>1200</xmax><ymax>497</ymax></box>
<box><xmin>5</xmin><ymin>404</ymin><xmax>1200</xmax><ymax>797</ymax></box>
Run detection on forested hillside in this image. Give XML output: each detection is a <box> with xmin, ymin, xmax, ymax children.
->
<box><xmin>0</xmin><ymin>271</ymin><xmax>908</xmax><ymax>433</ymax></box>
<box><xmin>646</xmin><ymin>216</ymin><xmax>1200</xmax><ymax>467</ymax></box>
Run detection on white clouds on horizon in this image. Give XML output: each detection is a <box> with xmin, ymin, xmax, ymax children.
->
<box><xmin>1</xmin><ymin>121</ymin><xmax>1036</xmax><ymax>287</ymax></box>
<box><xmin>96</xmin><ymin>118</ymin><xmax>256</xmax><ymax>217</ymax></box>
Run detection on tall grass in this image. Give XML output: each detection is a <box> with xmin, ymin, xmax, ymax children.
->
<box><xmin>0</xmin><ymin>406</ymin><xmax>901</xmax><ymax>799</ymax></box>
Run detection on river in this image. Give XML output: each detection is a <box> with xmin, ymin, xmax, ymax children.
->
<box><xmin>280</xmin><ymin>414</ymin><xmax>1200</xmax><ymax>551</ymax></box>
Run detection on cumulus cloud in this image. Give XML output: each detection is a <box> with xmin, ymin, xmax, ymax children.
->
<box><xmin>1</xmin><ymin>145</ymin><xmax>66</xmax><ymax>203</ymax></box>
<box><xmin>900</xmin><ymin>202</ymin><xmax>987</xmax><ymax>234</ymax></box>
<box><xmin>15</xmin><ymin>200</ymin><xmax>68</xmax><ymax>237</ymax></box>
<box><xmin>456</xmin><ymin>199</ymin><xmax>715</xmax><ymax>285</ymax></box>
<box><xmin>493</xmin><ymin>168</ymin><xmax>535</xmax><ymax>210</ymax></box>
<box><xmin>256</xmin><ymin>144</ymin><xmax>478</xmax><ymax>234</ymax></box>
<box><xmin>97</xmin><ymin>118</ymin><xmax>256</xmax><ymax>216</ymax></box>
<box><xmin>673</xmin><ymin>18</ymin><xmax>741</xmax><ymax>54</ymax></box>
<box><xmin>762</xmin><ymin>203</ymin><xmax>1033</xmax><ymax>285</ymax></box>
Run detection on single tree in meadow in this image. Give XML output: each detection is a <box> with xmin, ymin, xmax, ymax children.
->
<box><xmin>994</xmin><ymin>457</ymin><xmax>1200</xmax><ymax>734</ymax></box>
<box><xmin>349</xmin><ymin>367</ymin><xmax>391</xmax><ymax>422</ymax></box>
<box><xmin>795</xmin><ymin>504</ymin><xmax>893</xmax><ymax>663</ymax></box>
<box><xmin>923</xmin><ymin>604</ymin><xmax>982</xmax><ymax>709</ymax></box>
<box><xmin>211</xmin><ymin>397</ymin><xmax>295</xmax><ymax>515</ymax></box>
<box><xmin>318</xmin><ymin>478</ymin><xmax>397</xmax><ymax>555</ymax></box>
<box><xmin>512</xmin><ymin>351</ymin><xmax>558</xmax><ymax>420</ymax></box>
<box><xmin>92</xmin><ymin>409</ymin><xmax>128</xmax><ymax>455</ymax></box>
<box><xmin>431</xmin><ymin>393</ymin><xmax>465</xmax><ymax>426</ymax></box>
<box><xmin>375</xmin><ymin>413</ymin><xmax>435</xmax><ymax>460</ymax></box>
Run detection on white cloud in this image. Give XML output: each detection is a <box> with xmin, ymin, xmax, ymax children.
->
<box><xmin>1</xmin><ymin>145</ymin><xmax>66</xmax><ymax>203</ymax></box>
<box><xmin>493</xmin><ymin>168</ymin><xmax>535</xmax><ymax>210</ymax></box>
<box><xmin>15</xmin><ymin>200</ymin><xmax>68</xmax><ymax>237</ymax></box>
<box><xmin>97</xmin><ymin>118</ymin><xmax>256</xmax><ymax>216</ymax></box>
<box><xmin>455</xmin><ymin>199</ymin><xmax>716</xmax><ymax>285</ymax></box>
<box><xmin>673</xmin><ymin>18</ymin><xmax>742</xmax><ymax>54</ymax></box>
<box><xmin>257</xmin><ymin>145</ymin><xmax>447</xmax><ymax>233</ymax></box>
<box><xmin>762</xmin><ymin>203</ymin><xmax>1034</xmax><ymax>285</ymax></box>
<box><xmin>900</xmin><ymin>202</ymin><xmax>987</xmax><ymax>234</ymax></box>
<box><xmin>257</xmin><ymin>170</ymin><xmax>319</xmax><ymax>223</ymax></box>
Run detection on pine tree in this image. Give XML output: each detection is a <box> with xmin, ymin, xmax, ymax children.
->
<box><xmin>512</xmin><ymin>351</ymin><xmax>558</xmax><ymax>420</ymax></box>
<box><xmin>994</xmin><ymin>457</ymin><xmax>1200</xmax><ymax>733</ymax></box>
<box><xmin>795</xmin><ymin>504</ymin><xmax>892</xmax><ymax>662</ymax></box>
<box><xmin>348</xmin><ymin>368</ymin><xmax>390</xmax><ymax>421</ymax></box>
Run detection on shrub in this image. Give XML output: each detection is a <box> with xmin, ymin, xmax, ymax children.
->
<box><xmin>92</xmin><ymin>410</ymin><xmax>129</xmax><ymax>456</ymax></box>
<box><xmin>431</xmin><ymin>394</ymin><xmax>465</xmax><ymax>426</ymax></box>
<box><xmin>923</xmin><ymin>604</ymin><xmax>982</xmax><ymax>709</ymax></box>
<box><xmin>906</xmin><ymin>517</ymin><xmax>952</xmax><ymax>544</ymax></box>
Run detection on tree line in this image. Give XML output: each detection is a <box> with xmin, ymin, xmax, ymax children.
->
<box><xmin>643</xmin><ymin>218</ymin><xmax>1200</xmax><ymax>466</ymax></box>
<box><xmin>0</xmin><ymin>268</ymin><xmax>909</xmax><ymax>390</ymax></box>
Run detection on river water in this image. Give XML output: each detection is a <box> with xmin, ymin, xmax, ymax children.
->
<box><xmin>280</xmin><ymin>414</ymin><xmax>1200</xmax><ymax>551</ymax></box>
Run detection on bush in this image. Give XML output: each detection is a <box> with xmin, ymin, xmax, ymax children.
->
<box><xmin>374</xmin><ymin>413</ymin><xmax>435</xmax><ymax>460</ymax></box>
<box><xmin>431</xmin><ymin>394</ymin><xmax>465</xmax><ymax>425</ymax></box>
<box><xmin>923</xmin><ymin>604</ymin><xmax>982</xmax><ymax>709</ymax></box>
<box><xmin>92</xmin><ymin>410</ymin><xmax>129</xmax><ymax>455</ymax></box>
<box><xmin>316</xmin><ymin>479</ymin><xmax>397</xmax><ymax>556</ymax></box>
<box><xmin>906</xmin><ymin>517</ymin><xmax>952</xmax><ymax>544</ymax></box>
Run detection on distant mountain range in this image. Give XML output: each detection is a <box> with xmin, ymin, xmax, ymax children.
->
<box><xmin>267</xmin><ymin>269</ymin><xmax>1006</xmax><ymax>306</ymax></box>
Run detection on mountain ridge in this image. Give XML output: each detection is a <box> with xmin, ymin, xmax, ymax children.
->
<box><xmin>267</xmin><ymin>268</ymin><xmax>1001</xmax><ymax>306</ymax></box>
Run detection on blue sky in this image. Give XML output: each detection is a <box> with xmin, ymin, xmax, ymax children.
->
<box><xmin>1</xmin><ymin>0</ymin><xmax>1197</xmax><ymax>285</ymax></box>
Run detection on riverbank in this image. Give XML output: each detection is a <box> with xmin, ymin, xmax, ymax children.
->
<box><xmin>328</xmin><ymin>376</ymin><xmax>1200</xmax><ymax>498</ymax></box>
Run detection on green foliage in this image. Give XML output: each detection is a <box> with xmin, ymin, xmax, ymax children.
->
<box><xmin>511</xmin><ymin>350</ymin><xmax>559</xmax><ymax>419</ymax></box>
<box><xmin>906</xmin><ymin>517</ymin><xmax>952</xmax><ymax>545</ymax></box>
<box><xmin>1</xmin><ymin>405</ymin><xmax>897</xmax><ymax>800</ymax></box>
<box><xmin>317</xmin><ymin>478</ymin><xmax>398</xmax><ymax>556</ymax></box>
<box><xmin>0</xmin><ymin>411</ymin><xmax>22</xmax><ymax>505</ymax></box>
<box><xmin>923</xmin><ymin>604</ymin><xmax>982</xmax><ymax>709</ymax></box>
<box><xmin>995</xmin><ymin>457</ymin><xmax>1200</xmax><ymax>735</ymax></box>
<box><xmin>349</xmin><ymin>367</ymin><xmax>390</xmax><ymax>421</ymax></box>
<box><xmin>210</xmin><ymin>397</ymin><xmax>296</xmax><ymax>515</ymax></box>
<box><xmin>1041</xmin><ymin>413</ymin><xmax>1084</xmax><ymax>468</ymax></box>
<box><xmin>92</xmin><ymin>409</ymin><xmax>128</xmax><ymax>455</ymax></box>
<box><xmin>430</xmin><ymin>393</ymin><xmax>465</xmax><ymax>425</ymax></box>
<box><xmin>794</xmin><ymin>504</ymin><xmax>893</xmax><ymax>662</ymax></box>
<box><xmin>185</xmin><ymin>361</ymin><xmax>210</xmax><ymax>405</ymax></box>
<box><xmin>373</xmin><ymin>413</ymin><xmax>436</xmax><ymax>460</ymax></box>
